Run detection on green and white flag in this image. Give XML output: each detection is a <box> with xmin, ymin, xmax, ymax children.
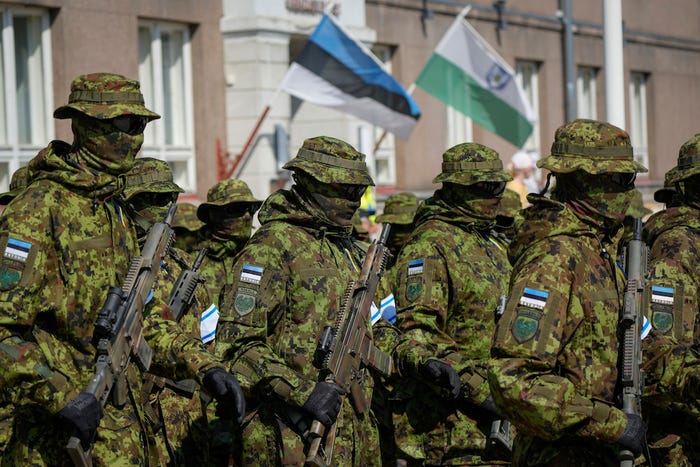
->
<box><xmin>416</xmin><ymin>15</ymin><xmax>536</xmax><ymax>147</ymax></box>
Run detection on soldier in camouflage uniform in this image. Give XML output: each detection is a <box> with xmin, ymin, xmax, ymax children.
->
<box><xmin>122</xmin><ymin>157</ymin><xmax>237</xmax><ymax>465</ymax></box>
<box><xmin>196</xmin><ymin>179</ymin><xmax>262</xmax><ymax>309</ymax></box>
<box><xmin>172</xmin><ymin>202</ymin><xmax>205</xmax><ymax>254</ymax></box>
<box><xmin>215</xmin><ymin>136</ymin><xmax>382</xmax><ymax>466</ymax></box>
<box><xmin>0</xmin><ymin>73</ymin><xmax>244</xmax><ymax>465</ymax></box>
<box><xmin>0</xmin><ymin>166</ymin><xmax>30</xmax><ymax>207</ymax></box>
<box><xmin>488</xmin><ymin>119</ymin><xmax>648</xmax><ymax>466</ymax></box>
<box><xmin>652</xmin><ymin>169</ymin><xmax>681</xmax><ymax>209</ymax></box>
<box><xmin>371</xmin><ymin>191</ymin><xmax>419</xmax><ymax>464</ymax></box>
<box><xmin>640</xmin><ymin>134</ymin><xmax>700</xmax><ymax>466</ymax></box>
<box><xmin>390</xmin><ymin>143</ymin><xmax>513</xmax><ymax>465</ymax></box>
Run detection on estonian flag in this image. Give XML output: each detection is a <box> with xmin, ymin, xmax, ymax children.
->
<box><xmin>280</xmin><ymin>14</ymin><xmax>421</xmax><ymax>140</ymax></box>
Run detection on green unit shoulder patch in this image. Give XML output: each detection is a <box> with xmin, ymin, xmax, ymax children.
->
<box><xmin>512</xmin><ymin>306</ymin><xmax>543</xmax><ymax>343</ymax></box>
<box><xmin>405</xmin><ymin>276</ymin><xmax>424</xmax><ymax>302</ymax></box>
<box><xmin>0</xmin><ymin>266</ymin><xmax>21</xmax><ymax>289</ymax></box>
<box><xmin>234</xmin><ymin>287</ymin><xmax>257</xmax><ymax>316</ymax></box>
<box><xmin>650</xmin><ymin>303</ymin><xmax>673</xmax><ymax>334</ymax></box>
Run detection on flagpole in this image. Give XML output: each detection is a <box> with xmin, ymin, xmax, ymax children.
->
<box><xmin>219</xmin><ymin>87</ymin><xmax>282</xmax><ymax>180</ymax></box>
<box><xmin>374</xmin><ymin>5</ymin><xmax>472</xmax><ymax>155</ymax></box>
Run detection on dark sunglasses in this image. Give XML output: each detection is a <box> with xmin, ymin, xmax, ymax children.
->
<box><xmin>329</xmin><ymin>183</ymin><xmax>367</xmax><ymax>201</ymax></box>
<box><xmin>470</xmin><ymin>181</ymin><xmax>507</xmax><ymax>197</ymax></box>
<box><xmin>609</xmin><ymin>172</ymin><xmax>637</xmax><ymax>189</ymax></box>
<box><xmin>109</xmin><ymin>115</ymin><xmax>149</xmax><ymax>135</ymax></box>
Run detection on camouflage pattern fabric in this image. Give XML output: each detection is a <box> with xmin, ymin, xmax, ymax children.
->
<box><xmin>667</xmin><ymin>133</ymin><xmax>700</xmax><ymax>183</ymax></box>
<box><xmin>172</xmin><ymin>203</ymin><xmax>204</xmax><ymax>254</ymax></box>
<box><xmin>390</xmin><ymin>193</ymin><xmax>511</xmax><ymax>465</ymax></box>
<box><xmin>537</xmin><ymin>119</ymin><xmax>647</xmax><ymax>174</ymax></box>
<box><xmin>215</xmin><ymin>183</ymin><xmax>381</xmax><ymax>466</ymax></box>
<box><xmin>0</xmin><ymin>140</ymin><xmax>150</xmax><ymax>465</ymax></box>
<box><xmin>488</xmin><ymin>195</ymin><xmax>630</xmax><ymax>466</ymax></box>
<box><xmin>282</xmin><ymin>136</ymin><xmax>374</xmax><ymax>186</ymax></box>
<box><xmin>640</xmin><ymin>205</ymin><xmax>700</xmax><ymax>466</ymax></box>
<box><xmin>389</xmin><ymin>142</ymin><xmax>512</xmax><ymax>465</ymax></box>
<box><xmin>0</xmin><ymin>166</ymin><xmax>30</xmax><ymax>206</ymax></box>
<box><xmin>196</xmin><ymin>179</ymin><xmax>261</xmax><ymax>308</ymax></box>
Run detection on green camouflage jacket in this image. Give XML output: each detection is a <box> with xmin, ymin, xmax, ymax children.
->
<box><xmin>216</xmin><ymin>187</ymin><xmax>380</xmax><ymax>466</ymax></box>
<box><xmin>489</xmin><ymin>196</ymin><xmax>629</xmax><ymax>464</ymax></box>
<box><xmin>0</xmin><ymin>142</ymin><xmax>222</xmax><ymax>464</ymax></box>
<box><xmin>391</xmin><ymin>195</ymin><xmax>511</xmax><ymax>464</ymax></box>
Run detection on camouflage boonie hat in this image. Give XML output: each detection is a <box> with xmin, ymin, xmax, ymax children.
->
<box><xmin>668</xmin><ymin>133</ymin><xmax>700</xmax><ymax>183</ymax></box>
<box><xmin>122</xmin><ymin>157</ymin><xmax>183</xmax><ymax>201</ymax></box>
<box><xmin>654</xmin><ymin>169</ymin><xmax>678</xmax><ymax>204</ymax></box>
<box><xmin>432</xmin><ymin>142</ymin><xmax>512</xmax><ymax>185</ymax></box>
<box><xmin>375</xmin><ymin>192</ymin><xmax>419</xmax><ymax>225</ymax></box>
<box><xmin>626</xmin><ymin>189</ymin><xmax>652</xmax><ymax>219</ymax></box>
<box><xmin>538</xmin><ymin>119</ymin><xmax>647</xmax><ymax>174</ymax></box>
<box><xmin>54</xmin><ymin>73</ymin><xmax>160</xmax><ymax>121</ymax></box>
<box><xmin>197</xmin><ymin>179</ymin><xmax>262</xmax><ymax>222</ymax></box>
<box><xmin>0</xmin><ymin>166</ymin><xmax>29</xmax><ymax>205</ymax></box>
<box><xmin>283</xmin><ymin>136</ymin><xmax>374</xmax><ymax>186</ymax></box>
<box><xmin>172</xmin><ymin>202</ymin><xmax>205</xmax><ymax>231</ymax></box>
<box><xmin>498</xmin><ymin>188</ymin><xmax>522</xmax><ymax>219</ymax></box>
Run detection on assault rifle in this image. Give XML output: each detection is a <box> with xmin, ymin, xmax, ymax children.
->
<box><xmin>168</xmin><ymin>247</ymin><xmax>208</xmax><ymax>321</ymax></box>
<box><xmin>306</xmin><ymin>224</ymin><xmax>394</xmax><ymax>467</ymax></box>
<box><xmin>619</xmin><ymin>218</ymin><xmax>646</xmax><ymax>467</ymax></box>
<box><xmin>66</xmin><ymin>203</ymin><xmax>177</xmax><ymax>467</ymax></box>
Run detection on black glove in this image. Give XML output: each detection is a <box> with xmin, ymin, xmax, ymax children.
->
<box><xmin>419</xmin><ymin>359</ymin><xmax>461</xmax><ymax>400</ymax></box>
<box><xmin>302</xmin><ymin>381</ymin><xmax>345</xmax><ymax>427</ymax></box>
<box><xmin>203</xmin><ymin>367</ymin><xmax>246</xmax><ymax>425</ymax></box>
<box><xmin>618</xmin><ymin>413</ymin><xmax>647</xmax><ymax>458</ymax></box>
<box><xmin>479</xmin><ymin>394</ymin><xmax>500</xmax><ymax>416</ymax></box>
<box><xmin>57</xmin><ymin>391</ymin><xmax>103</xmax><ymax>451</ymax></box>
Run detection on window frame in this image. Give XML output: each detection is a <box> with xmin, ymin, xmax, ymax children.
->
<box><xmin>0</xmin><ymin>5</ymin><xmax>53</xmax><ymax>192</ymax></box>
<box><xmin>628</xmin><ymin>71</ymin><xmax>649</xmax><ymax>176</ymax></box>
<box><xmin>576</xmin><ymin>66</ymin><xmax>598</xmax><ymax>120</ymax></box>
<box><xmin>515</xmin><ymin>60</ymin><xmax>541</xmax><ymax>155</ymax></box>
<box><xmin>138</xmin><ymin>19</ymin><xmax>196</xmax><ymax>192</ymax></box>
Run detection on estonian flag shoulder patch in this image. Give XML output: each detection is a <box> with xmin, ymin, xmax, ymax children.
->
<box><xmin>4</xmin><ymin>237</ymin><xmax>31</xmax><ymax>263</ymax></box>
<box><xmin>651</xmin><ymin>285</ymin><xmax>674</xmax><ymax>305</ymax></box>
<box><xmin>240</xmin><ymin>264</ymin><xmax>264</xmax><ymax>285</ymax></box>
<box><xmin>519</xmin><ymin>287</ymin><xmax>549</xmax><ymax>310</ymax></box>
<box><xmin>407</xmin><ymin>259</ymin><xmax>424</xmax><ymax>276</ymax></box>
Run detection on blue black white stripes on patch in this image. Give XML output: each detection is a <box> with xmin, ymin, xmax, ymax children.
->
<box><xmin>240</xmin><ymin>264</ymin><xmax>264</xmax><ymax>285</ymax></box>
<box><xmin>4</xmin><ymin>238</ymin><xmax>31</xmax><ymax>263</ymax></box>
<box><xmin>651</xmin><ymin>285</ymin><xmax>674</xmax><ymax>305</ymax></box>
<box><xmin>407</xmin><ymin>259</ymin><xmax>424</xmax><ymax>276</ymax></box>
<box><xmin>519</xmin><ymin>287</ymin><xmax>549</xmax><ymax>310</ymax></box>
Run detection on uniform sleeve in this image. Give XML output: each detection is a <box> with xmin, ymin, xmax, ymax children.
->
<box><xmin>643</xmin><ymin>230</ymin><xmax>700</xmax><ymax>405</ymax></box>
<box><xmin>215</xmin><ymin>240</ymin><xmax>315</xmax><ymax>405</ymax></box>
<box><xmin>488</xmin><ymin>251</ymin><xmax>627</xmax><ymax>443</ymax></box>
<box><xmin>0</xmin><ymin>196</ymin><xmax>77</xmax><ymax>413</ymax></box>
<box><xmin>392</xmin><ymin>241</ymin><xmax>449</xmax><ymax>377</ymax></box>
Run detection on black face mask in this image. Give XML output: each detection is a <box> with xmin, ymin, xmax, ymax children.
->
<box><xmin>203</xmin><ymin>205</ymin><xmax>255</xmax><ymax>242</ymax></box>
<box><xmin>554</xmin><ymin>171</ymin><xmax>637</xmax><ymax>225</ymax></box>
<box><xmin>294</xmin><ymin>174</ymin><xmax>366</xmax><ymax>227</ymax></box>
<box><xmin>441</xmin><ymin>182</ymin><xmax>505</xmax><ymax>220</ymax></box>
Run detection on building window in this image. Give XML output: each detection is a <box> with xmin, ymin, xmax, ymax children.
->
<box><xmin>446</xmin><ymin>106</ymin><xmax>472</xmax><ymax>148</ymax></box>
<box><xmin>577</xmin><ymin>66</ymin><xmax>598</xmax><ymax>120</ymax></box>
<box><xmin>138</xmin><ymin>21</ymin><xmax>196</xmax><ymax>192</ymax></box>
<box><xmin>0</xmin><ymin>6</ymin><xmax>53</xmax><ymax>192</ymax></box>
<box><xmin>515</xmin><ymin>60</ymin><xmax>540</xmax><ymax>155</ymax></box>
<box><xmin>629</xmin><ymin>72</ymin><xmax>649</xmax><ymax>173</ymax></box>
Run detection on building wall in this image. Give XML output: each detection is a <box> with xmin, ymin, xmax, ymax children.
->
<box><xmin>366</xmin><ymin>0</ymin><xmax>700</xmax><ymax>200</ymax></box>
<box><xmin>4</xmin><ymin>0</ymin><xmax>224</xmax><ymax>200</ymax></box>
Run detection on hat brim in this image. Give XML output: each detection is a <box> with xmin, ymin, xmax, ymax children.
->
<box><xmin>433</xmin><ymin>171</ymin><xmax>512</xmax><ymax>185</ymax></box>
<box><xmin>375</xmin><ymin>214</ymin><xmax>414</xmax><ymax>224</ymax></box>
<box><xmin>54</xmin><ymin>103</ymin><xmax>160</xmax><ymax>121</ymax></box>
<box><xmin>667</xmin><ymin>166</ymin><xmax>700</xmax><ymax>184</ymax></box>
<box><xmin>537</xmin><ymin>156</ymin><xmax>648</xmax><ymax>174</ymax></box>
<box><xmin>123</xmin><ymin>181</ymin><xmax>184</xmax><ymax>201</ymax></box>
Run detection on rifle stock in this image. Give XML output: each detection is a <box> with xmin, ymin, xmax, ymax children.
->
<box><xmin>65</xmin><ymin>203</ymin><xmax>177</xmax><ymax>466</ymax></box>
<box><xmin>305</xmin><ymin>224</ymin><xmax>394</xmax><ymax>467</ymax></box>
<box><xmin>619</xmin><ymin>218</ymin><xmax>646</xmax><ymax>467</ymax></box>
